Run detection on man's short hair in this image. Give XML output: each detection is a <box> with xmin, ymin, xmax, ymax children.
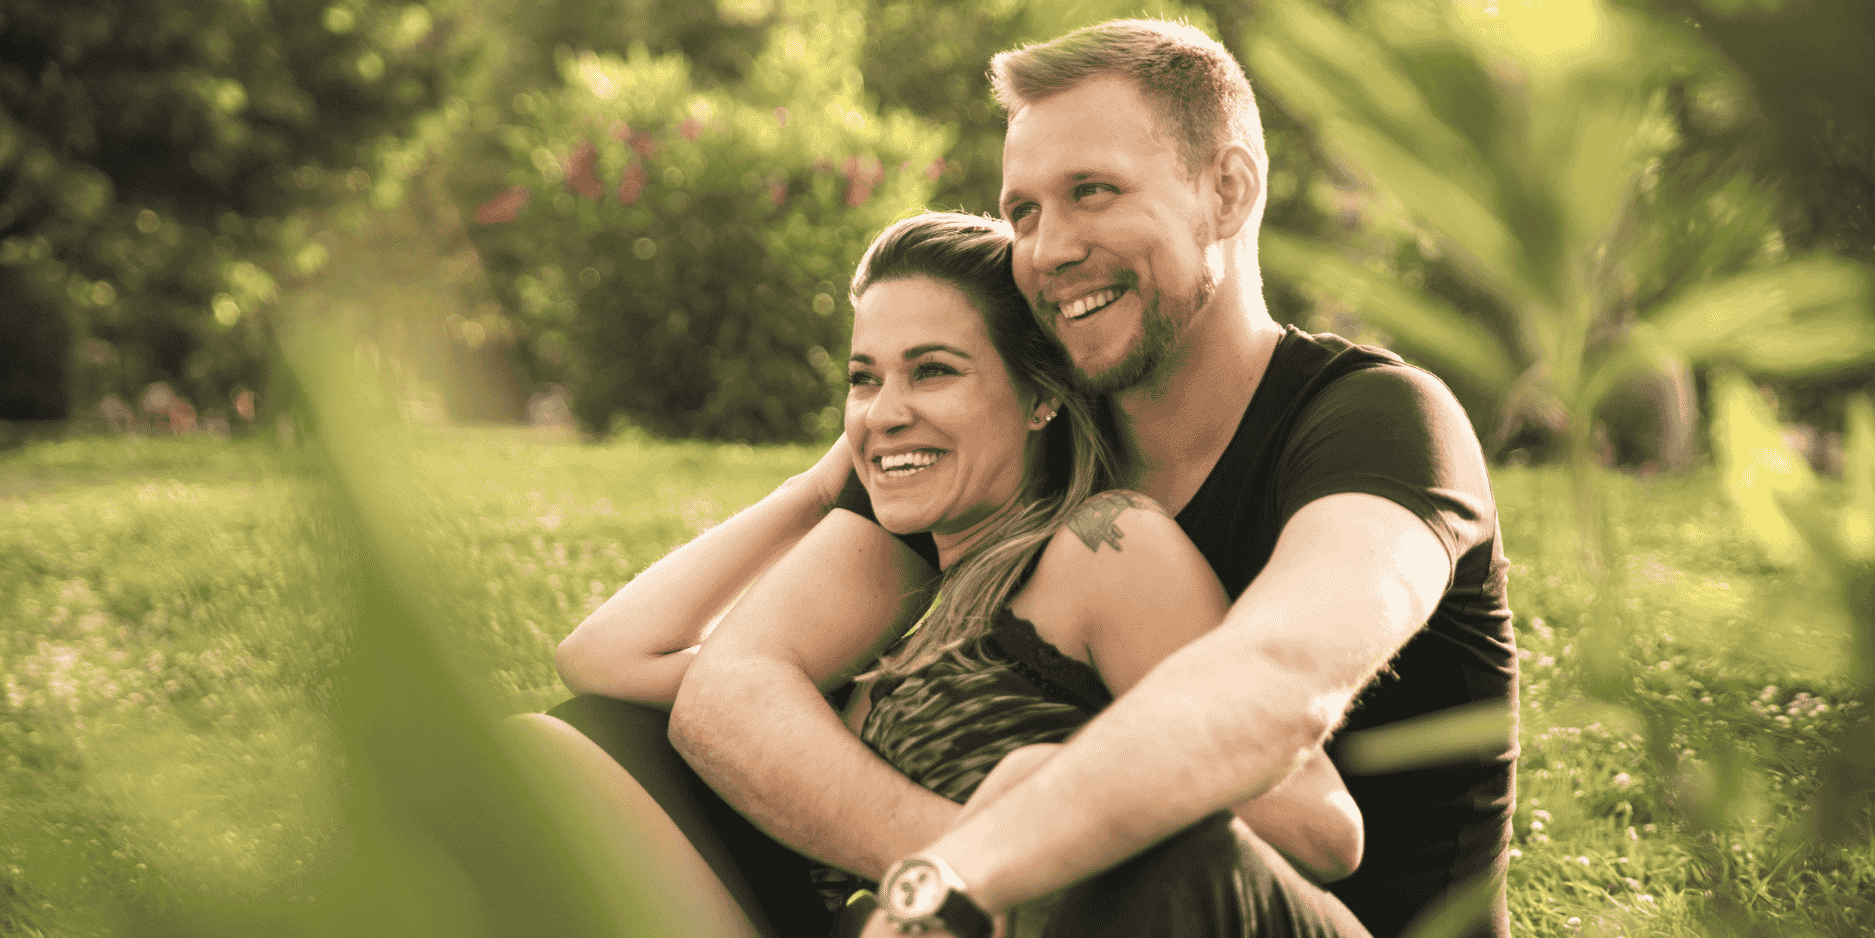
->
<box><xmin>990</xmin><ymin>19</ymin><xmax>1267</xmax><ymax>182</ymax></box>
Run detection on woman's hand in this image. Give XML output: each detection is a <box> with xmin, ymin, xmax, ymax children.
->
<box><xmin>794</xmin><ymin>431</ymin><xmax>860</xmax><ymax>515</ymax></box>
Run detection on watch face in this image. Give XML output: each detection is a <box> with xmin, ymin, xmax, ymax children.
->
<box><xmin>885</xmin><ymin>859</ymin><xmax>945</xmax><ymax>919</ymax></box>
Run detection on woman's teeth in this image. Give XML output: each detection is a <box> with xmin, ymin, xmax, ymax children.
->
<box><xmin>1064</xmin><ymin>289</ymin><xmax>1119</xmax><ymax>320</ymax></box>
<box><xmin>879</xmin><ymin>450</ymin><xmax>943</xmax><ymax>477</ymax></box>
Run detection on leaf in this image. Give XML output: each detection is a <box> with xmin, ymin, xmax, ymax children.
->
<box><xmin>1709</xmin><ymin>369</ymin><xmax>1817</xmax><ymax>567</ymax></box>
<box><xmin>1647</xmin><ymin>256</ymin><xmax>1873</xmax><ymax>361</ymax></box>
<box><xmin>1261</xmin><ymin>230</ymin><xmax>1519</xmax><ymax>391</ymax></box>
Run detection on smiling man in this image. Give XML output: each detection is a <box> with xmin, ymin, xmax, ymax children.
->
<box><xmin>661</xmin><ymin>18</ymin><xmax>1517</xmax><ymax>938</ymax></box>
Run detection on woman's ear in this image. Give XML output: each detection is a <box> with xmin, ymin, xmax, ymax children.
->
<box><xmin>1028</xmin><ymin>398</ymin><xmax>1062</xmax><ymax>430</ymax></box>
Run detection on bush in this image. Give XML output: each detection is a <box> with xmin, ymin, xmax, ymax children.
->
<box><xmin>476</xmin><ymin>33</ymin><xmax>946</xmax><ymax>443</ymax></box>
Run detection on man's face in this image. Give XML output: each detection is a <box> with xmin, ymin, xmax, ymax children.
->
<box><xmin>999</xmin><ymin>74</ymin><xmax>1217</xmax><ymax>395</ymax></box>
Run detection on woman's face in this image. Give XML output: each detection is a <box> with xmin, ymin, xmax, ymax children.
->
<box><xmin>846</xmin><ymin>275</ymin><xmax>1036</xmax><ymax>545</ymax></box>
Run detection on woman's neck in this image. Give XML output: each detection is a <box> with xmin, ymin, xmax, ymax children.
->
<box><xmin>930</xmin><ymin>499</ymin><xmax>1025</xmax><ymax>570</ymax></box>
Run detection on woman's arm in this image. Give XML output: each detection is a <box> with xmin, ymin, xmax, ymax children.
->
<box><xmin>554</xmin><ymin>437</ymin><xmax>856</xmax><ymax>706</ymax></box>
<box><xmin>1010</xmin><ymin>491</ymin><xmax>1362</xmax><ymax>882</ymax></box>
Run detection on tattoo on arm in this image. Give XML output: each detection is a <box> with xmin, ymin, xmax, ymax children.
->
<box><xmin>1066</xmin><ymin>491</ymin><xmax>1163</xmax><ymax>554</ymax></box>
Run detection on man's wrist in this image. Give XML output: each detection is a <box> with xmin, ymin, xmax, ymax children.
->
<box><xmin>878</xmin><ymin>852</ymin><xmax>995</xmax><ymax>938</ymax></box>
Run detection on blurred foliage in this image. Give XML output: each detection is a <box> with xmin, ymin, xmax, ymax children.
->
<box><xmin>0</xmin><ymin>0</ymin><xmax>476</xmax><ymax>423</ymax></box>
<box><xmin>1250</xmin><ymin>0</ymin><xmax>1874</xmax><ymax>469</ymax></box>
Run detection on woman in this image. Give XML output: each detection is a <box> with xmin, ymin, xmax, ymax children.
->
<box><xmin>553</xmin><ymin>213</ymin><xmax>1362</xmax><ymax>936</ymax></box>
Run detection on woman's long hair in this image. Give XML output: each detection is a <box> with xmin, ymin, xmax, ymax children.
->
<box><xmin>849</xmin><ymin>213</ymin><xmax>1127</xmax><ymax>680</ymax></box>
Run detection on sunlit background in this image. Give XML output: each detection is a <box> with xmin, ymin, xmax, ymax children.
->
<box><xmin>3</xmin><ymin>0</ymin><xmax>1873</xmax><ymax>935</ymax></box>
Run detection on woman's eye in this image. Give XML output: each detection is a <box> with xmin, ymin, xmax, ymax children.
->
<box><xmin>914</xmin><ymin>362</ymin><xmax>957</xmax><ymax>379</ymax></box>
<box><xmin>846</xmin><ymin>370</ymin><xmax>876</xmax><ymax>387</ymax></box>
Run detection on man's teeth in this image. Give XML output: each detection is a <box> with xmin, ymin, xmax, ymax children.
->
<box><xmin>879</xmin><ymin>450</ymin><xmax>942</xmax><ymax>475</ymax></box>
<box><xmin>1064</xmin><ymin>289</ymin><xmax>1118</xmax><ymax>320</ymax></box>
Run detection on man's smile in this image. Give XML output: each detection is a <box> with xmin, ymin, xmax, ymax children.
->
<box><xmin>1063</xmin><ymin>288</ymin><xmax>1122</xmax><ymax>320</ymax></box>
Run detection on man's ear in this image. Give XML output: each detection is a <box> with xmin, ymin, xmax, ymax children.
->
<box><xmin>1209</xmin><ymin>141</ymin><xmax>1261</xmax><ymax>241</ymax></box>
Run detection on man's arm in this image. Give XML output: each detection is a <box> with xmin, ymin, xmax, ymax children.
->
<box><xmin>904</xmin><ymin>492</ymin><xmax>1451</xmax><ymax>914</ymax></box>
<box><xmin>669</xmin><ymin>508</ymin><xmax>956</xmax><ymax>879</ymax></box>
<box><xmin>554</xmin><ymin>437</ymin><xmax>853</xmax><ymax>704</ymax></box>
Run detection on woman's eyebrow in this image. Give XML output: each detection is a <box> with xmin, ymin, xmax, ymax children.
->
<box><xmin>904</xmin><ymin>343</ymin><xmax>971</xmax><ymax>360</ymax></box>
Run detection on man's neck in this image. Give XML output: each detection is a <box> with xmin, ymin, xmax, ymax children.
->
<box><xmin>1117</xmin><ymin>268</ymin><xmax>1281</xmax><ymax>516</ymax></box>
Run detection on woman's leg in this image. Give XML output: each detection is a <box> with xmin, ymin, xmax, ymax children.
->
<box><xmin>545</xmin><ymin>695</ymin><xmax>836</xmax><ymax>938</ymax></box>
<box><xmin>502</xmin><ymin>712</ymin><xmax>764</xmax><ymax>937</ymax></box>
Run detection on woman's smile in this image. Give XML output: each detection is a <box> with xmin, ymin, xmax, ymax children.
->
<box><xmin>875</xmin><ymin>448</ymin><xmax>948</xmax><ymax>479</ymax></box>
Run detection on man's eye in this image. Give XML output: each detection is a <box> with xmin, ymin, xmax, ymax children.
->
<box><xmin>1074</xmin><ymin>183</ymin><xmax>1113</xmax><ymax>199</ymax></box>
<box><xmin>1008</xmin><ymin>203</ymin><xmax>1037</xmax><ymax>222</ymax></box>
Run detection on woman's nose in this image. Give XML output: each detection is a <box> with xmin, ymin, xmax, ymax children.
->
<box><xmin>865</xmin><ymin>377</ymin><xmax>914</xmax><ymax>434</ymax></box>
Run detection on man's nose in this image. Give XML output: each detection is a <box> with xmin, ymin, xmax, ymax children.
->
<box><xmin>865</xmin><ymin>377</ymin><xmax>914</xmax><ymax>435</ymax></box>
<box><xmin>1029</xmin><ymin>210</ymin><xmax>1087</xmax><ymax>278</ymax></box>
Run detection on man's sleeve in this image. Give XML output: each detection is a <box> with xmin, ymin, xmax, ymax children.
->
<box><xmin>1274</xmin><ymin>364</ymin><xmax>1495</xmax><ymax>575</ymax></box>
<box><xmin>833</xmin><ymin>467</ymin><xmax>941</xmax><ymax>571</ymax></box>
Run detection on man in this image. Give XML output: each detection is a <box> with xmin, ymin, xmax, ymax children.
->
<box><xmin>667</xmin><ymin>19</ymin><xmax>1516</xmax><ymax>938</ymax></box>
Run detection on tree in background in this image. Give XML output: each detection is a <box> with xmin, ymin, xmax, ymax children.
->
<box><xmin>0</xmin><ymin>0</ymin><xmax>475</xmax><ymax>425</ymax></box>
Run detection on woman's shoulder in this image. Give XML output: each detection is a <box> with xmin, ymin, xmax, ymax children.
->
<box><xmin>1021</xmin><ymin>490</ymin><xmax>1198</xmax><ymax>609</ymax></box>
<box><xmin>1013</xmin><ymin>488</ymin><xmax>1224</xmax><ymax>661</ymax></box>
<box><xmin>1054</xmin><ymin>489</ymin><xmax>1182</xmax><ymax>557</ymax></box>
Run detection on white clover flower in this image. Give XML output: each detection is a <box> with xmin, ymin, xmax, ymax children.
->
<box><xmin>1613</xmin><ymin>772</ymin><xmax>1631</xmax><ymax>787</ymax></box>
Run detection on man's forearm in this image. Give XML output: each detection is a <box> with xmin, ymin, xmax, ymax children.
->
<box><xmin>923</xmin><ymin>622</ymin><xmax>1342</xmax><ymax>912</ymax></box>
<box><xmin>671</xmin><ymin>651</ymin><xmax>961</xmax><ymax>879</ymax></box>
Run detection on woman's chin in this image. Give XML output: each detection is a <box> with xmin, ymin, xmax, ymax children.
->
<box><xmin>870</xmin><ymin>505</ymin><xmax>933</xmax><ymax>538</ymax></box>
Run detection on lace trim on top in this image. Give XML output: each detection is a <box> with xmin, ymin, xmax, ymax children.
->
<box><xmin>984</xmin><ymin>606</ymin><xmax>1112</xmax><ymax>714</ymax></box>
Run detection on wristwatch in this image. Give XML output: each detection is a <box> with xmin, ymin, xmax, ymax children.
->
<box><xmin>878</xmin><ymin>852</ymin><xmax>993</xmax><ymax>938</ymax></box>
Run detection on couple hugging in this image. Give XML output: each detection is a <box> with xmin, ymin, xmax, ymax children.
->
<box><xmin>543</xmin><ymin>18</ymin><xmax>1517</xmax><ymax>938</ymax></box>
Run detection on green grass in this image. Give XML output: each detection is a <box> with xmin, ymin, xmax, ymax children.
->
<box><xmin>2</xmin><ymin>430</ymin><xmax>1870</xmax><ymax>936</ymax></box>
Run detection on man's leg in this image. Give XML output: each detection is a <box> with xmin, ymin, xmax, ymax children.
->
<box><xmin>1044</xmin><ymin>813</ymin><xmax>1372</xmax><ymax>938</ymax></box>
<box><xmin>547</xmin><ymin>695</ymin><xmax>837</xmax><ymax>938</ymax></box>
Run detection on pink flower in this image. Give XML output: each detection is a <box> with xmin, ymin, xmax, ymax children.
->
<box><xmin>566</xmin><ymin>142</ymin><xmax>603</xmax><ymax>199</ymax></box>
<box><xmin>631</xmin><ymin>135</ymin><xmax>660</xmax><ymax>159</ymax></box>
<box><xmin>680</xmin><ymin>117</ymin><xmax>703</xmax><ymax>141</ymax></box>
<box><xmin>768</xmin><ymin>176</ymin><xmax>786</xmax><ymax>208</ymax></box>
<box><xmin>924</xmin><ymin>158</ymin><xmax>945</xmax><ymax>181</ymax></box>
<box><xmin>474</xmin><ymin>185</ymin><xmax>532</xmax><ymax>225</ymax></box>
<box><xmin>618</xmin><ymin>162</ymin><xmax>646</xmax><ymax>204</ymax></box>
<box><xmin>611</xmin><ymin>122</ymin><xmax>632</xmax><ymax>142</ymax></box>
<box><xmin>774</xmin><ymin>107</ymin><xmax>789</xmax><ymax>127</ymax></box>
<box><xmin>844</xmin><ymin>155</ymin><xmax>885</xmax><ymax>206</ymax></box>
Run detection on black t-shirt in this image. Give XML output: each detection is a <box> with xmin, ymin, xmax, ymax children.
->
<box><xmin>1176</xmin><ymin>327</ymin><xmax>1515</xmax><ymax>938</ymax></box>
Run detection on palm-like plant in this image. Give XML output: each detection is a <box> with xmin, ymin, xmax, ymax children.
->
<box><xmin>1247</xmin><ymin>0</ymin><xmax>1875</xmax><ymax>569</ymax></box>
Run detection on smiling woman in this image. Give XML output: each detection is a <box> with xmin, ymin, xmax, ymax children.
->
<box><xmin>845</xmin><ymin>276</ymin><xmax>1042</xmax><ymax>565</ymax></box>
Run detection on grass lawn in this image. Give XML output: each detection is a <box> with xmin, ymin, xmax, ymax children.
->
<box><xmin>2</xmin><ymin>427</ymin><xmax>1870</xmax><ymax>936</ymax></box>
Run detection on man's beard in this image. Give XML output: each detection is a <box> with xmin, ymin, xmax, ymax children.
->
<box><xmin>1078</xmin><ymin>259</ymin><xmax>1217</xmax><ymax>396</ymax></box>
